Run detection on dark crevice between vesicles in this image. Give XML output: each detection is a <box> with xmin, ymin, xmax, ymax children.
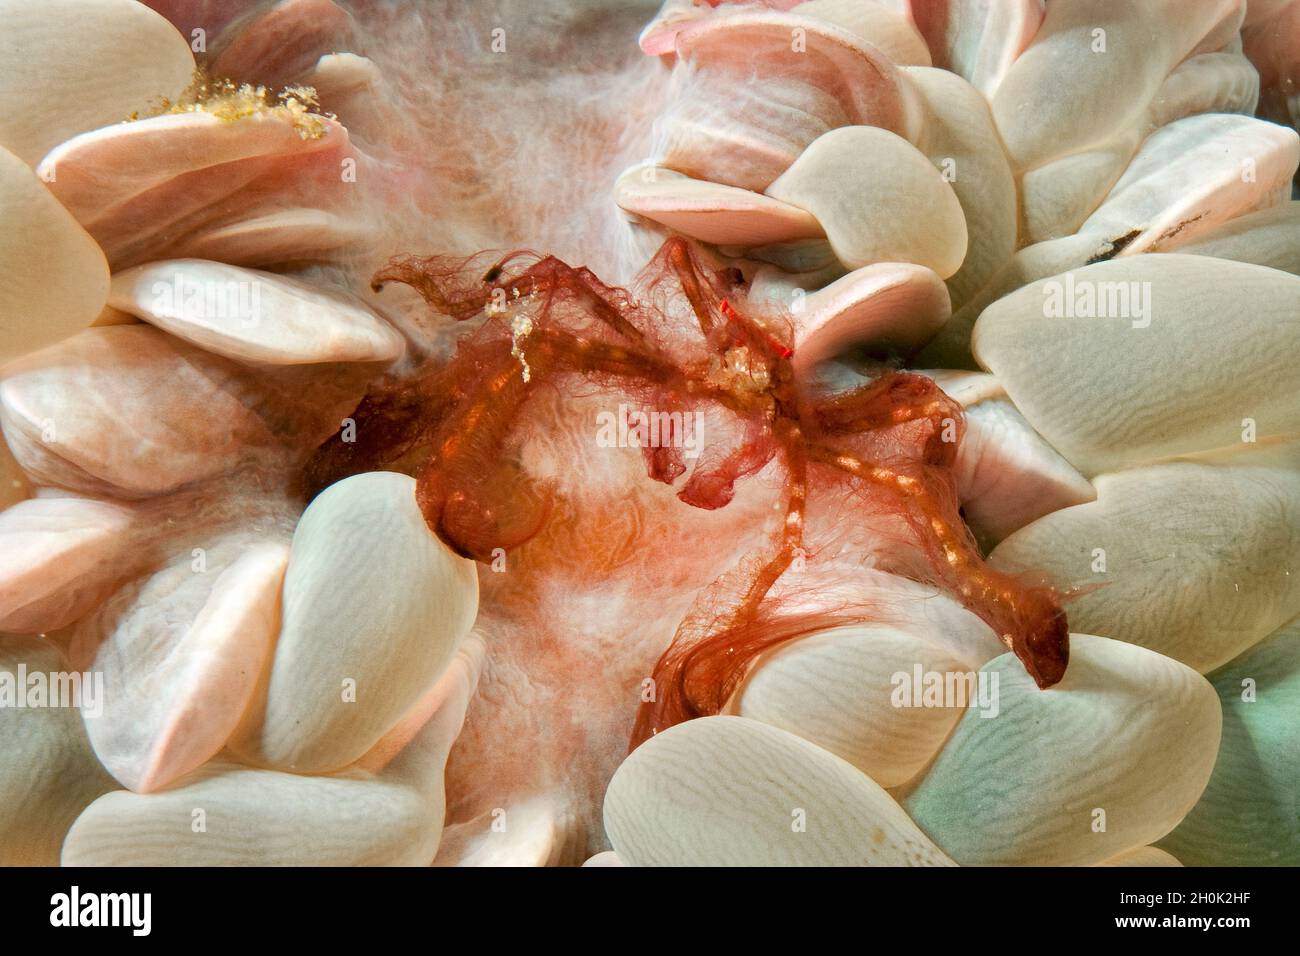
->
<box><xmin>1086</xmin><ymin>227</ymin><xmax>1144</xmax><ymax>264</ymax></box>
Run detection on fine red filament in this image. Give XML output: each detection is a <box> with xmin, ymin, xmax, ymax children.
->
<box><xmin>306</xmin><ymin>237</ymin><xmax>1070</xmax><ymax>751</ymax></box>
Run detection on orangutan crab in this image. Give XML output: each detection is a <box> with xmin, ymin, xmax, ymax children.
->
<box><xmin>307</xmin><ymin>235</ymin><xmax>1068</xmax><ymax>750</ymax></box>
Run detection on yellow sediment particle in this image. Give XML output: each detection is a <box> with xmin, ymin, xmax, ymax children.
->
<box><xmin>485</xmin><ymin>286</ymin><xmax>538</xmax><ymax>384</ymax></box>
<box><xmin>510</xmin><ymin>309</ymin><xmax>535</xmax><ymax>383</ymax></box>
<box><xmin>129</xmin><ymin>71</ymin><xmax>335</xmax><ymax>139</ymax></box>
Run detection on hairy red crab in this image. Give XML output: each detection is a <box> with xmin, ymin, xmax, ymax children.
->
<box><xmin>307</xmin><ymin>236</ymin><xmax>1069</xmax><ymax>748</ymax></box>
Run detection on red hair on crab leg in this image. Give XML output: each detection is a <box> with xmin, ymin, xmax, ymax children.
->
<box><xmin>305</xmin><ymin>237</ymin><xmax>1071</xmax><ymax>750</ymax></box>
